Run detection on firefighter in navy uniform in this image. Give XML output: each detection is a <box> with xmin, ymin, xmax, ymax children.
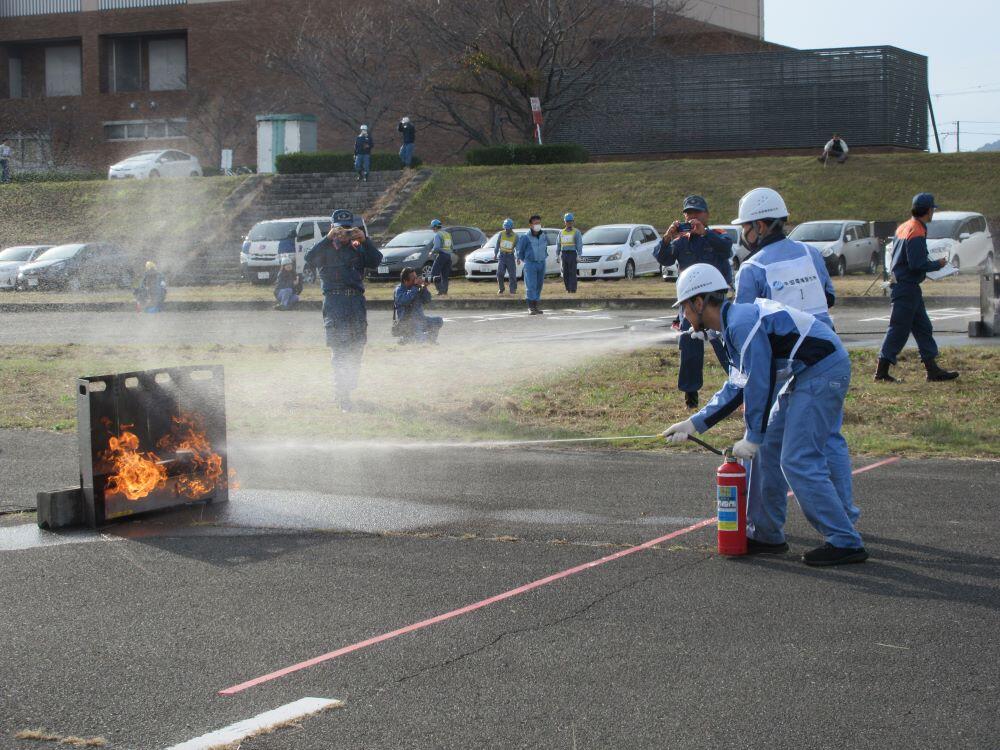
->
<box><xmin>305</xmin><ymin>209</ymin><xmax>383</xmax><ymax>412</ymax></box>
<box><xmin>654</xmin><ymin>195</ymin><xmax>733</xmax><ymax>408</ymax></box>
<box><xmin>874</xmin><ymin>193</ymin><xmax>959</xmax><ymax>383</ymax></box>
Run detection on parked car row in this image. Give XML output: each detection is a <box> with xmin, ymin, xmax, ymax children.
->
<box><xmin>0</xmin><ymin>242</ymin><xmax>134</xmax><ymax>291</ymax></box>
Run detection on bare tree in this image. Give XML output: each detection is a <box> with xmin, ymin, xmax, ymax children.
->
<box><xmin>262</xmin><ymin>1</ymin><xmax>413</xmax><ymax>135</ymax></box>
<box><xmin>185</xmin><ymin>87</ymin><xmax>287</xmax><ymax>169</ymax></box>
<box><xmin>404</xmin><ymin>0</ymin><xmax>690</xmax><ymax>146</ymax></box>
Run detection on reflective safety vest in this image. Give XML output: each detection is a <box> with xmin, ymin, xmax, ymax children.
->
<box><xmin>498</xmin><ymin>231</ymin><xmax>517</xmax><ymax>253</ymax></box>
<box><xmin>439</xmin><ymin>231</ymin><xmax>453</xmax><ymax>253</ymax></box>
<box><xmin>560</xmin><ymin>228</ymin><xmax>578</xmax><ymax>252</ymax></box>
<box><xmin>742</xmin><ymin>242</ymin><xmax>828</xmax><ymax>317</ymax></box>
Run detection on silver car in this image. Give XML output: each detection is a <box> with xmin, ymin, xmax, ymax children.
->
<box><xmin>788</xmin><ymin>220</ymin><xmax>881</xmax><ymax>276</ymax></box>
<box><xmin>0</xmin><ymin>245</ymin><xmax>52</xmax><ymax>289</ymax></box>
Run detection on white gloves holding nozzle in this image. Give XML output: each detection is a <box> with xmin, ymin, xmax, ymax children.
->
<box><xmin>732</xmin><ymin>438</ymin><xmax>759</xmax><ymax>460</ymax></box>
<box><xmin>661</xmin><ymin>419</ymin><xmax>697</xmax><ymax>444</ymax></box>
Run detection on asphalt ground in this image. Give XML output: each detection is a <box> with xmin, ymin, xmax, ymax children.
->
<box><xmin>0</xmin><ymin>303</ymin><xmax>990</xmax><ymax>350</ymax></box>
<box><xmin>1</xmin><ymin>434</ymin><xmax>998</xmax><ymax>749</ymax></box>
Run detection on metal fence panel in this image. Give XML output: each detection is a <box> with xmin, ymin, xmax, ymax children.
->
<box><xmin>0</xmin><ymin>0</ymin><xmax>80</xmax><ymax>16</ymax></box>
<box><xmin>549</xmin><ymin>46</ymin><xmax>928</xmax><ymax>154</ymax></box>
<box><xmin>99</xmin><ymin>0</ymin><xmax>185</xmax><ymax>7</ymax></box>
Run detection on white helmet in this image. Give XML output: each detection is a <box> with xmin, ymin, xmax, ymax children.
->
<box><xmin>360</xmin><ymin>124</ymin><xmax>369</xmax><ymax>131</ymax></box>
<box><xmin>673</xmin><ymin>263</ymin><xmax>730</xmax><ymax>308</ymax></box>
<box><xmin>401</xmin><ymin>116</ymin><xmax>410</xmax><ymax>124</ymax></box>
<box><xmin>731</xmin><ymin>187</ymin><xmax>788</xmax><ymax>225</ymax></box>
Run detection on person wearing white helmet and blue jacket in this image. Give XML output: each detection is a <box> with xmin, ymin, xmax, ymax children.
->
<box><xmin>494</xmin><ymin>218</ymin><xmax>519</xmax><ymax>295</ymax></box>
<box><xmin>662</xmin><ymin>264</ymin><xmax>867</xmax><ymax>566</ymax></box>
<box><xmin>354</xmin><ymin>125</ymin><xmax>373</xmax><ymax>182</ymax></box>
<box><xmin>729</xmin><ymin>187</ymin><xmax>857</xmax><ymax>540</ymax></box>
<box><xmin>558</xmin><ymin>213</ymin><xmax>583</xmax><ymax>293</ymax></box>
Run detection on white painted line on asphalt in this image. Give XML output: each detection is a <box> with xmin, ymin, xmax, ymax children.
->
<box><xmin>163</xmin><ymin>697</ymin><xmax>343</xmax><ymax>750</ymax></box>
<box><xmin>859</xmin><ymin>307</ymin><xmax>979</xmax><ymax>323</ymax></box>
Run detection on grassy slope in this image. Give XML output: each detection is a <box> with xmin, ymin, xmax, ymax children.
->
<box><xmin>2</xmin><ymin>343</ymin><xmax>997</xmax><ymax>459</ymax></box>
<box><xmin>388</xmin><ymin>152</ymin><xmax>1000</xmax><ymax>233</ymax></box>
<box><xmin>0</xmin><ymin>176</ymin><xmax>246</xmax><ymax>252</ymax></box>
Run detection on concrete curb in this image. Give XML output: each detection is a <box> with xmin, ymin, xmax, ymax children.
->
<box><xmin>0</xmin><ymin>295</ymin><xmax>979</xmax><ymax>314</ymax></box>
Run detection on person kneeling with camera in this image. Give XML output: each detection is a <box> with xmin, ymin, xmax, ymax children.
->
<box><xmin>393</xmin><ymin>267</ymin><xmax>443</xmax><ymax>344</ymax></box>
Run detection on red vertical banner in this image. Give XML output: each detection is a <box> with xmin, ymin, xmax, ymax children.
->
<box><xmin>530</xmin><ymin>97</ymin><xmax>543</xmax><ymax>144</ymax></box>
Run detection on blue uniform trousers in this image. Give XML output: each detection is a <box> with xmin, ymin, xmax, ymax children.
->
<box><xmin>878</xmin><ymin>282</ymin><xmax>939</xmax><ymax>364</ymax></box>
<box><xmin>354</xmin><ymin>154</ymin><xmax>371</xmax><ymax>176</ymax></box>
<box><xmin>747</xmin><ymin>354</ymin><xmax>862</xmax><ymax>549</ymax></box>
<box><xmin>677</xmin><ymin>317</ymin><xmax>728</xmax><ymax>393</ymax></box>
<box><xmin>561</xmin><ymin>252</ymin><xmax>578</xmax><ymax>292</ymax></box>
<box><xmin>497</xmin><ymin>254</ymin><xmax>517</xmax><ymax>292</ymax></box>
<box><xmin>399</xmin><ymin>143</ymin><xmax>415</xmax><ymax>167</ymax></box>
<box><xmin>322</xmin><ymin>293</ymin><xmax>368</xmax><ymax>399</ymax></box>
<box><xmin>523</xmin><ymin>260</ymin><xmax>545</xmax><ymax>302</ymax></box>
<box><xmin>431</xmin><ymin>252</ymin><xmax>452</xmax><ymax>294</ymax></box>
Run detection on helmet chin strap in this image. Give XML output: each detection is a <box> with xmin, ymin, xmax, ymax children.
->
<box><xmin>741</xmin><ymin>219</ymin><xmax>780</xmax><ymax>252</ymax></box>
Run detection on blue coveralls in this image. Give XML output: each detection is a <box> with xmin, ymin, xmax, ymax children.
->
<box><xmin>691</xmin><ymin>300</ymin><xmax>863</xmax><ymax>549</ymax></box>
<box><xmin>654</xmin><ymin>230</ymin><xmax>734</xmax><ymax>393</ymax></box>
<box><xmin>558</xmin><ymin>228</ymin><xmax>583</xmax><ymax>292</ymax></box>
<box><xmin>430</xmin><ymin>231</ymin><xmax>453</xmax><ymax>295</ymax></box>
<box><xmin>494</xmin><ymin>231</ymin><xmax>519</xmax><ymax>293</ymax></box>
<box><xmin>733</xmin><ymin>233</ymin><xmax>858</xmax><ymax>529</ymax></box>
<box><xmin>393</xmin><ymin>283</ymin><xmax>443</xmax><ymax>343</ymax></box>
<box><xmin>878</xmin><ymin>218</ymin><xmax>941</xmax><ymax>364</ymax></box>
<box><xmin>515</xmin><ymin>230</ymin><xmax>549</xmax><ymax>303</ymax></box>
<box><xmin>305</xmin><ymin>235</ymin><xmax>383</xmax><ymax>400</ymax></box>
<box><xmin>354</xmin><ymin>134</ymin><xmax>373</xmax><ymax>177</ymax></box>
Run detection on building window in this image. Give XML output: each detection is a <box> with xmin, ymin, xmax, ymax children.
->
<box><xmin>148</xmin><ymin>37</ymin><xmax>186</xmax><ymax>91</ymax></box>
<box><xmin>44</xmin><ymin>44</ymin><xmax>82</xmax><ymax>96</ymax></box>
<box><xmin>109</xmin><ymin>37</ymin><xmax>142</xmax><ymax>93</ymax></box>
<box><xmin>103</xmin><ymin>119</ymin><xmax>188</xmax><ymax>141</ymax></box>
<box><xmin>102</xmin><ymin>33</ymin><xmax>186</xmax><ymax>94</ymax></box>
<box><xmin>8</xmin><ymin>55</ymin><xmax>23</xmax><ymax>98</ymax></box>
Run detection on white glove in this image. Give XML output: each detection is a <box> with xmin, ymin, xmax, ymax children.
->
<box><xmin>732</xmin><ymin>439</ymin><xmax>759</xmax><ymax>460</ymax></box>
<box><xmin>685</xmin><ymin>329</ymin><xmax>709</xmax><ymax>341</ymax></box>
<box><xmin>662</xmin><ymin>419</ymin><xmax>696</xmax><ymax>444</ymax></box>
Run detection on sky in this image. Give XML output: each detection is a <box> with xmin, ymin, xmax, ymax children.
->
<box><xmin>764</xmin><ymin>0</ymin><xmax>1000</xmax><ymax>152</ymax></box>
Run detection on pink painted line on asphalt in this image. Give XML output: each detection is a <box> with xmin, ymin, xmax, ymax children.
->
<box><xmin>219</xmin><ymin>457</ymin><xmax>900</xmax><ymax>696</ymax></box>
<box><xmin>786</xmin><ymin>456</ymin><xmax>901</xmax><ymax>497</ymax></box>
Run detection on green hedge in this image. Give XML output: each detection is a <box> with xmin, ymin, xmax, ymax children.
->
<box><xmin>276</xmin><ymin>151</ymin><xmax>422</xmax><ymax>174</ymax></box>
<box><xmin>465</xmin><ymin>143</ymin><xmax>590</xmax><ymax>166</ymax></box>
<box><xmin>9</xmin><ymin>171</ymin><xmax>104</xmax><ymax>183</ymax></box>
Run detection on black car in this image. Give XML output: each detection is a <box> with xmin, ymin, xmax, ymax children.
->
<box><xmin>370</xmin><ymin>226</ymin><xmax>487</xmax><ymax>281</ymax></box>
<box><xmin>15</xmin><ymin>242</ymin><xmax>134</xmax><ymax>291</ymax></box>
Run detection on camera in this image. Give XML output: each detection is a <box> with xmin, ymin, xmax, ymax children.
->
<box><xmin>677</xmin><ymin>222</ymin><xmax>693</xmax><ymax>232</ymax></box>
<box><xmin>422</xmin><ymin>266</ymin><xmax>441</xmax><ymax>284</ymax></box>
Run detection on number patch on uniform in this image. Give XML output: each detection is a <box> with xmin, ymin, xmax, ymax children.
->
<box><xmin>717</xmin><ymin>485</ymin><xmax>738</xmax><ymax>531</ymax></box>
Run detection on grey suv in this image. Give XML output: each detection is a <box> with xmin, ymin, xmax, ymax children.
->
<box><xmin>371</xmin><ymin>226</ymin><xmax>487</xmax><ymax>281</ymax></box>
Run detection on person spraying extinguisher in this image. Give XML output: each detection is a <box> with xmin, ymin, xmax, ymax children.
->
<box><xmin>661</xmin><ymin>264</ymin><xmax>868</xmax><ymax>567</ymax></box>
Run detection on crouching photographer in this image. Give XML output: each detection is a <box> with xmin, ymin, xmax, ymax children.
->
<box><xmin>393</xmin><ymin>267</ymin><xmax>443</xmax><ymax>344</ymax></box>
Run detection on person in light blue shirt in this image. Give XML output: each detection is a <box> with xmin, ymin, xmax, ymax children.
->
<box><xmin>515</xmin><ymin>213</ymin><xmax>548</xmax><ymax>315</ymax></box>
<box><xmin>662</xmin><ymin>264</ymin><xmax>867</xmax><ymax>567</ymax></box>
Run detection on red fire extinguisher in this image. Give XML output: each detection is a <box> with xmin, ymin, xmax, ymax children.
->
<box><xmin>716</xmin><ymin>453</ymin><xmax>747</xmax><ymax>556</ymax></box>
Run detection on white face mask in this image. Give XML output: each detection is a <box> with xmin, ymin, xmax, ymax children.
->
<box><xmin>531</xmin><ymin>224</ymin><xmax>541</xmax><ymax>232</ymax></box>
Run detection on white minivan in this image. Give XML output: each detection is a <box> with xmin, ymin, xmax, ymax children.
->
<box><xmin>241</xmin><ymin>216</ymin><xmax>333</xmax><ymax>284</ymax></box>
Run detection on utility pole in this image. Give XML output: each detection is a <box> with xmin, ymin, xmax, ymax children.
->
<box><xmin>927</xmin><ymin>87</ymin><xmax>942</xmax><ymax>153</ymax></box>
<box><xmin>956</xmin><ymin>121</ymin><xmax>960</xmax><ymax>152</ymax></box>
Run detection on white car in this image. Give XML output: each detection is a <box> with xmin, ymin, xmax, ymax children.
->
<box><xmin>884</xmin><ymin>211</ymin><xmax>995</xmax><ymax>275</ymax></box>
<box><xmin>0</xmin><ymin>245</ymin><xmax>52</xmax><ymax>289</ymax></box>
<box><xmin>788</xmin><ymin>220</ymin><xmax>882</xmax><ymax>276</ymax></box>
<box><xmin>241</xmin><ymin>216</ymin><xmax>341</xmax><ymax>284</ymax></box>
<box><xmin>577</xmin><ymin>224</ymin><xmax>661</xmax><ymax>280</ymax></box>
<box><xmin>108</xmin><ymin>149</ymin><xmax>203</xmax><ymax>180</ymax></box>
<box><xmin>660</xmin><ymin>225</ymin><xmax>741</xmax><ymax>280</ymax></box>
<box><xmin>464</xmin><ymin>228</ymin><xmax>562</xmax><ymax>280</ymax></box>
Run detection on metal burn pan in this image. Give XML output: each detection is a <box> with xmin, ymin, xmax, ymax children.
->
<box><xmin>76</xmin><ymin>365</ymin><xmax>229</xmax><ymax>527</ymax></box>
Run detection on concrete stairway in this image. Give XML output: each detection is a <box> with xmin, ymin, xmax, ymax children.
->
<box><xmin>178</xmin><ymin>170</ymin><xmax>428</xmax><ymax>284</ymax></box>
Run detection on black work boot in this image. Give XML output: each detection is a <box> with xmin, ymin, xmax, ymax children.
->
<box><xmin>684</xmin><ymin>391</ymin><xmax>699</xmax><ymax>409</ymax></box>
<box><xmin>802</xmin><ymin>543</ymin><xmax>869</xmax><ymax>566</ymax></box>
<box><xmin>528</xmin><ymin>300</ymin><xmax>538</xmax><ymax>315</ymax></box>
<box><xmin>873</xmin><ymin>358</ymin><xmax>898</xmax><ymax>383</ymax></box>
<box><xmin>746</xmin><ymin>538</ymin><xmax>790</xmax><ymax>555</ymax></box>
<box><xmin>924</xmin><ymin>358</ymin><xmax>959</xmax><ymax>382</ymax></box>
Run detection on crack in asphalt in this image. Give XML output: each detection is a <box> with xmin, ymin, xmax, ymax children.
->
<box><xmin>391</xmin><ymin>555</ymin><xmax>711</xmax><ymax>685</ymax></box>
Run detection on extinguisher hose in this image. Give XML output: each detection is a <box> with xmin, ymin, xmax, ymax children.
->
<box><xmin>685</xmin><ymin>434</ymin><xmax>725</xmax><ymax>456</ymax></box>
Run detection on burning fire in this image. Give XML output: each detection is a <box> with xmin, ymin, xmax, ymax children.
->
<box><xmin>103</xmin><ymin>413</ymin><xmax>233</xmax><ymax>501</ymax></box>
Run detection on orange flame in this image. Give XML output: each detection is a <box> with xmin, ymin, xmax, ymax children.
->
<box><xmin>103</xmin><ymin>430</ymin><xmax>168</xmax><ymax>500</ymax></box>
<box><xmin>103</xmin><ymin>413</ymin><xmax>233</xmax><ymax>502</ymax></box>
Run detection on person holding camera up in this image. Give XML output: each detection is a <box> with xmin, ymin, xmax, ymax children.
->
<box><xmin>393</xmin><ymin>267</ymin><xmax>443</xmax><ymax>344</ymax></box>
<box><xmin>398</xmin><ymin>117</ymin><xmax>416</xmax><ymax>168</ymax></box>
<box><xmin>305</xmin><ymin>209</ymin><xmax>383</xmax><ymax>412</ymax></box>
<box><xmin>654</xmin><ymin>195</ymin><xmax>733</xmax><ymax>408</ymax></box>
<box><xmin>354</xmin><ymin>124</ymin><xmax>373</xmax><ymax>182</ymax></box>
